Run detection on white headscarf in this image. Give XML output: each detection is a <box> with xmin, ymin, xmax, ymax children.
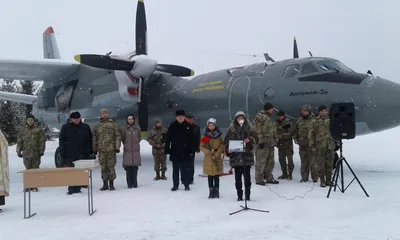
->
<box><xmin>0</xmin><ymin>129</ymin><xmax>9</xmax><ymax>197</ymax></box>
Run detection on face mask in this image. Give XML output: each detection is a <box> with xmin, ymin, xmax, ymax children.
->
<box><xmin>238</xmin><ymin>119</ymin><xmax>244</xmax><ymax>125</ymax></box>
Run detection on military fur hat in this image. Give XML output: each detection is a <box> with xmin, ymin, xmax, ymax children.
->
<box><xmin>100</xmin><ymin>108</ymin><xmax>108</xmax><ymax>114</ymax></box>
<box><xmin>277</xmin><ymin>110</ymin><xmax>285</xmax><ymax>116</ymax></box>
<box><xmin>176</xmin><ymin>110</ymin><xmax>185</xmax><ymax>116</ymax></box>
<box><xmin>70</xmin><ymin>111</ymin><xmax>81</xmax><ymax>119</ymax></box>
<box><xmin>301</xmin><ymin>104</ymin><xmax>312</xmax><ymax>112</ymax></box>
<box><xmin>318</xmin><ymin>105</ymin><xmax>328</xmax><ymax>112</ymax></box>
<box><xmin>154</xmin><ymin>118</ymin><xmax>161</xmax><ymax>124</ymax></box>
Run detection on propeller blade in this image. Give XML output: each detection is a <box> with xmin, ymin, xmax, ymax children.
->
<box><xmin>293</xmin><ymin>36</ymin><xmax>299</xmax><ymax>58</ymax></box>
<box><xmin>137</xmin><ymin>77</ymin><xmax>149</xmax><ymax>132</ymax></box>
<box><xmin>156</xmin><ymin>64</ymin><xmax>195</xmax><ymax>77</ymax></box>
<box><xmin>136</xmin><ymin>0</ymin><xmax>147</xmax><ymax>55</ymax></box>
<box><xmin>74</xmin><ymin>54</ymin><xmax>134</xmax><ymax>71</ymax></box>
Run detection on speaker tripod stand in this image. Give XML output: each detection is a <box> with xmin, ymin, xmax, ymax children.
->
<box><xmin>327</xmin><ymin>139</ymin><xmax>369</xmax><ymax>198</ymax></box>
<box><xmin>229</xmin><ymin>196</ymin><xmax>270</xmax><ymax>215</ymax></box>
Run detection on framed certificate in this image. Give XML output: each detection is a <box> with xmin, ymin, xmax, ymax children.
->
<box><xmin>229</xmin><ymin>140</ymin><xmax>245</xmax><ymax>152</ymax></box>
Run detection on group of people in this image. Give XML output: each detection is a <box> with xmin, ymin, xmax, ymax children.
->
<box><xmin>0</xmin><ymin>102</ymin><xmax>338</xmax><ymax>212</ymax></box>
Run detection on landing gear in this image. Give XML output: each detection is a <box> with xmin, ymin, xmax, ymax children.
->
<box><xmin>54</xmin><ymin>146</ymin><xmax>62</xmax><ymax>168</ymax></box>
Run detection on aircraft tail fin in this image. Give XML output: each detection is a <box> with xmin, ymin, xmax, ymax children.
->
<box><xmin>43</xmin><ymin>27</ymin><xmax>61</xmax><ymax>59</ymax></box>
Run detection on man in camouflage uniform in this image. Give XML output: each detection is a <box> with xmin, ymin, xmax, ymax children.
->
<box><xmin>308</xmin><ymin>105</ymin><xmax>335</xmax><ymax>187</ymax></box>
<box><xmin>92</xmin><ymin>108</ymin><xmax>121</xmax><ymax>191</ymax></box>
<box><xmin>16</xmin><ymin>114</ymin><xmax>46</xmax><ymax>192</ymax></box>
<box><xmin>275</xmin><ymin>110</ymin><xmax>294</xmax><ymax>180</ymax></box>
<box><xmin>292</xmin><ymin>104</ymin><xmax>318</xmax><ymax>182</ymax></box>
<box><xmin>252</xmin><ymin>103</ymin><xmax>278</xmax><ymax>185</ymax></box>
<box><xmin>147</xmin><ymin>118</ymin><xmax>168</xmax><ymax>181</ymax></box>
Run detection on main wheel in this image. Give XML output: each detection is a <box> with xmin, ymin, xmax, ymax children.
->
<box><xmin>54</xmin><ymin>146</ymin><xmax>62</xmax><ymax>168</ymax></box>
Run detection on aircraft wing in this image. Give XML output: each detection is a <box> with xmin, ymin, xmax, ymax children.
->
<box><xmin>0</xmin><ymin>58</ymin><xmax>79</xmax><ymax>81</ymax></box>
<box><xmin>0</xmin><ymin>91</ymin><xmax>38</xmax><ymax>104</ymax></box>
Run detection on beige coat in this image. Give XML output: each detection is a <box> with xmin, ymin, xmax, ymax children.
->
<box><xmin>200</xmin><ymin>130</ymin><xmax>225</xmax><ymax>176</ymax></box>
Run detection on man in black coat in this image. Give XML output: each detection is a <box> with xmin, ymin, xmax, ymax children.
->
<box><xmin>165</xmin><ymin>110</ymin><xmax>197</xmax><ymax>191</ymax></box>
<box><xmin>59</xmin><ymin>111</ymin><xmax>93</xmax><ymax>195</ymax></box>
<box><xmin>185</xmin><ymin>113</ymin><xmax>200</xmax><ymax>184</ymax></box>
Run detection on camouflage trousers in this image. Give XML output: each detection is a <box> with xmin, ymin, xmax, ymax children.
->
<box><xmin>255</xmin><ymin>147</ymin><xmax>274</xmax><ymax>182</ymax></box>
<box><xmin>153</xmin><ymin>154</ymin><xmax>167</xmax><ymax>172</ymax></box>
<box><xmin>315</xmin><ymin>148</ymin><xmax>334</xmax><ymax>183</ymax></box>
<box><xmin>299</xmin><ymin>145</ymin><xmax>318</xmax><ymax>181</ymax></box>
<box><xmin>23</xmin><ymin>157</ymin><xmax>40</xmax><ymax>169</ymax></box>
<box><xmin>98</xmin><ymin>152</ymin><xmax>117</xmax><ymax>181</ymax></box>
<box><xmin>278</xmin><ymin>148</ymin><xmax>294</xmax><ymax>173</ymax></box>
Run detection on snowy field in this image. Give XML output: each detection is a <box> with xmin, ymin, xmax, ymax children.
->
<box><xmin>1</xmin><ymin>128</ymin><xmax>400</xmax><ymax>239</ymax></box>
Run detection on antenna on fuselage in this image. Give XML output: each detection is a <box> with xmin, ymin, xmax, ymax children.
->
<box><xmin>263</xmin><ymin>53</ymin><xmax>275</xmax><ymax>62</ymax></box>
<box><xmin>308</xmin><ymin>51</ymin><xmax>313</xmax><ymax>57</ymax></box>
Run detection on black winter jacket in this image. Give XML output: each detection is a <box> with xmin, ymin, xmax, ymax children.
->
<box><xmin>59</xmin><ymin>121</ymin><xmax>93</xmax><ymax>164</ymax></box>
<box><xmin>164</xmin><ymin>120</ymin><xmax>197</xmax><ymax>161</ymax></box>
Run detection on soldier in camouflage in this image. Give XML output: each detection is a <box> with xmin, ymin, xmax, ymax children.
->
<box><xmin>16</xmin><ymin>114</ymin><xmax>46</xmax><ymax>192</ymax></box>
<box><xmin>308</xmin><ymin>105</ymin><xmax>335</xmax><ymax>187</ymax></box>
<box><xmin>292</xmin><ymin>104</ymin><xmax>318</xmax><ymax>182</ymax></box>
<box><xmin>275</xmin><ymin>110</ymin><xmax>294</xmax><ymax>180</ymax></box>
<box><xmin>147</xmin><ymin>118</ymin><xmax>168</xmax><ymax>180</ymax></box>
<box><xmin>92</xmin><ymin>108</ymin><xmax>121</xmax><ymax>191</ymax></box>
<box><xmin>252</xmin><ymin>103</ymin><xmax>279</xmax><ymax>185</ymax></box>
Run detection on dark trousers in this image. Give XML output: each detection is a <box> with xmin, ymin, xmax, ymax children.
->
<box><xmin>173</xmin><ymin>160</ymin><xmax>190</xmax><ymax>187</ymax></box>
<box><xmin>234</xmin><ymin>166</ymin><xmax>252</xmax><ymax>198</ymax></box>
<box><xmin>186</xmin><ymin>154</ymin><xmax>195</xmax><ymax>183</ymax></box>
<box><xmin>208</xmin><ymin>175</ymin><xmax>220</xmax><ymax>188</ymax></box>
<box><xmin>64</xmin><ymin>156</ymin><xmax>85</xmax><ymax>194</ymax></box>
<box><xmin>125</xmin><ymin>166</ymin><xmax>138</xmax><ymax>188</ymax></box>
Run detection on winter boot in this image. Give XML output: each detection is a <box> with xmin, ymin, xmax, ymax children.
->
<box><xmin>214</xmin><ymin>188</ymin><xmax>219</xmax><ymax>198</ymax></box>
<box><xmin>325</xmin><ymin>173</ymin><xmax>332</xmax><ymax>186</ymax></box>
<box><xmin>278</xmin><ymin>171</ymin><xmax>288</xmax><ymax>179</ymax></box>
<box><xmin>154</xmin><ymin>171</ymin><xmax>160</xmax><ymax>181</ymax></box>
<box><xmin>126</xmin><ymin>167</ymin><xmax>133</xmax><ymax>188</ymax></box>
<box><xmin>208</xmin><ymin>188</ymin><xmax>215</xmax><ymax>199</ymax></box>
<box><xmin>132</xmin><ymin>167</ymin><xmax>138</xmax><ymax>188</ymax></box>
<box><xmin>109</xmin><ymin>180</ymin><xmax>116</xmax><ymax>191</ymax></box>
<box><xmin>236</xmin><ymin>182</ymin><xmax>243</xmax><ymax>201</ymax></box>
<box><xmin>256</xmin><ymin>180</ymin><xmax>266</xmax><ymax>186</ymax></box>
<box><xmin>99</xmin><ymin>180</ymin><xmax>109</xmax><ymax>191</ymax></box>
<box><xmin>319</xmin><ymin>175</ymin><xmax>326</xmax><ymax>188</ymax></box>
<box><xmin>287</xmin><ymin>171</ymin><xmax>293</xmax><ymax>180</ymax></box>
<box><xmin>160</xmin><ymin>171</ymin><xmax>167</xmax><ymax>180</ymax></box>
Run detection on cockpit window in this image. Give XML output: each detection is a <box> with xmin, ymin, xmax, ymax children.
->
<box><xmin>300</xmin><ymin>62</ymin><xmax>319</xmax><ymax>75</ymax></box>
<box><xmin>317</xmin><ymin>60</ymin><xmax>354</xmax><ymax>73</ymax></box>
<box><xmin>282</xmin><ymin>64</ymin><xmax>300</xmax><ymax>79</ymax></box>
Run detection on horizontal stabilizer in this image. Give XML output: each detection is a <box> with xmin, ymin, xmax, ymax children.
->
<box><xmin>0</xmin><ymin>59</ymin><xmax>79</xmax><ymax>81</ymax></box>
<box><xmin>0</xmin><ymin>91</ymin><xmax>37</xmax><ymax>104</ymax></box>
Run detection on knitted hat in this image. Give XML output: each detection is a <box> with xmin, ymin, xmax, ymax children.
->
<box><xmin>264</xmin><ymin>103</ymin><xmax>273</xmax><ymax>110</ymax></box>
<box><xmin>301</xmin><ymin>104</ymin><xmax>311</xmax><ymax>112</ymax></box>
<box><xmin>207</xmin><ymin>118</ymin><xmax>216</xmax><ymax>125</ymax></box>
<box><xmin>318</xmin><ymin>105</ymin><xmax>328</xmax><ymax>112</ymax></box>
<box><xmin>100</xmin><ymin>108</ymin><xmax>108</xmax><ymax>114</ymax></box>
<box><xmin>154</xmin><ymin>118</ymin><xmax>161</xmax><ymax>124</ymax></box>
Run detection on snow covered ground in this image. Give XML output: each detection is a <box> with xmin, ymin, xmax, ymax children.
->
<box><xmin>1</xmin><ymin>129</ymin><xmax>400</xmax><ymax>239</ymax></box>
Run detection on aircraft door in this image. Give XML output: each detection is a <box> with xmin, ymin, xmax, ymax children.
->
<box><xmin>228</xmin><ymin>76</ymin><xmax>251</xmax><ymax>121</ymax></box>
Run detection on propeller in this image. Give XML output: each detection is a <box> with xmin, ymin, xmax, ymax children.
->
<box><xmin>293</xmin><ymin>36</ymin><xmax>299</xmax><ymax>58</ymax></box>
<box><xmin>73</xmin><ymin>0</ymin><xmax>195</xmax><ymax>134</ymax></box>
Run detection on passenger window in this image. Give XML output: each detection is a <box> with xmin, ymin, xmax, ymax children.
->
<box><xmin>301</xmin><ymin>62</ymin><xmax>319</xmax><ymax>75</ymax></box>
<box><xmin>282</xmin><ymin>64</ymin><xmax>300</xmax><ymax>79</ymax></box>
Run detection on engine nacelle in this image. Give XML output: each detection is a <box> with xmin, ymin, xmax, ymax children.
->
<box><xmin>129</xmin><ymin>55</ymin><xmax>158</xmax><ymax>78</ymax></box>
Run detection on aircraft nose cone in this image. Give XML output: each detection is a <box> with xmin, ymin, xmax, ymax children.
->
<box><xmin>363</xmin><ymin>76</ymin><xmax>400</xmax><ymax>132</ymax></box>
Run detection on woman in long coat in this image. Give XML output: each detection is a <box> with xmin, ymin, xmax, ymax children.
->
<box><xmin>0</xmin><ymin>129</ymin><xmax>9</xmax><ymax>213</ymax></box>
<box><xmin>200</xmin><ymin>118</ymin><xmax>225</xmax><ymax>199</ymax></box>
<box><xmin>120</xmin><ymin>115</ymin><xmax>142</xmax><ymax>188</ymax></box>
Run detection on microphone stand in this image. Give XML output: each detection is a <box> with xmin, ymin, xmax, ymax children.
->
<box><xmin>229</xmin><ymin>122</ymin><xmax>269</xmax><ymax>215</ymax></box>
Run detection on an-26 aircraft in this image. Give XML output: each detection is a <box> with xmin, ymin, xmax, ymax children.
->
<box><xmin>1</xmin><ymin>0</ymin><xmax>400</xmax><ymax>167</ymax></box>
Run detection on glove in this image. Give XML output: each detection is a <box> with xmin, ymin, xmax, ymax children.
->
<box><xmin>39</xmin><ymin>153</ymin><xmax>44</xmax><ymax>157</ymax></box>
<box><xmin>115</xmin><ymin>149</ymin><xmax>120</xmax><ymax>153</ymax></box>
<box><xmin>17</xmin><ymin>153</ymin><xmax>22</xmax><ymax>158</ymax></box>
<box><xmin>258</xmin><ymin>143</ymin><xmax>265</xmax><ymax>149</ymax></box>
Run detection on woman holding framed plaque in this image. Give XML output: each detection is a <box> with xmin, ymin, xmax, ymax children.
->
<box><xmin>224</xmin><ymin>111</ymin><xmax>258</xmax><ymax>201</ymax></box>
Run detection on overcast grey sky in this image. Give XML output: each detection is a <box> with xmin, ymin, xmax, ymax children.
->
<box><xmin>1</xmin><ymin>0</ymin><xmax>399</xmax><ymax>81</ymax></box>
